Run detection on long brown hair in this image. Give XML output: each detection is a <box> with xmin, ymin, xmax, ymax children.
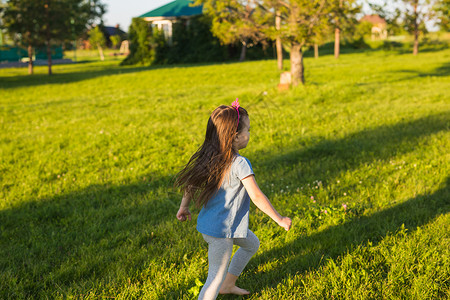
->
<box><xmin>175</xmin><ymin>105</ymin><xmax>249</xmax><ymax>207</ymax></box>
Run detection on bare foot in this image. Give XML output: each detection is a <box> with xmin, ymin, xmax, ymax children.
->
<box><xmin>219</xmin><ymin>285</ymin><xmax>250</xmax><ymax>295</ymax></box>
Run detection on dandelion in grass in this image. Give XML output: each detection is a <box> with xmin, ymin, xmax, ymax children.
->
<box><xmin>344</xmin><ymin>192</ymin><xmax>347</xmax><ymax>196</ymax></box>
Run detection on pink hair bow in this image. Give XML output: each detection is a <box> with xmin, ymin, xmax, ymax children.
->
<box><xmin>231</xmin><ymin>98</ymin><xmax>240</xmax><ymax>129</ymax></box>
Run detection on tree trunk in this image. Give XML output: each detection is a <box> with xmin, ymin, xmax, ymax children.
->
<box><xmin>45</xmin><ymin>2</ymin><xmax>52</xmax><ymax>75</ymax></box>
<box><xmin>27</xmin><ymin>44</ymin><xmax>33</xmax><ymax>75</ymax></box>
<box><xmin>276</xmin><ymin>11</ymin><xmax>283</xmax><ymax>70</ymax></box>
<box><xmin>276</xmin><ymin>37</ymin><xmax>283</xmax><ymax>69</ymax></box>
<box><xmin>97</xmin><ymin>43</ymin><xmax>105</xmax><ymax>61</ymax></box>
<box><xmin>239</xmin><ymin>41</ymin><xmax>246</xmax><ymax>62</ymax></box>
<box><xmin>46</xmin><ymin>41</ymin><xmax>52</xmax><ymax>75</ymax></box>
<box><xmin>413</xmin><ymin>1</ymin><xmax>419</xmax><ymax>55</ymax></box>
<box><xmin>334</xmin><ymin>0</ymin><xmax>343</xmax><ymax>59</ymax></box>
<box><xmin>73</xmin><ymin>40</ymin><xmax>77</xmax><ymax>62</ymax></box>
<box><xmin>314</xmin><ymin>43</ymin><xmax>319</xmax><ymax>59</ymax></box>
<box><xmin>334</xmin><ymin>27</ymin><xmax>340</xmax><ymax>59</ymax></box>
<box><xmin>290</xmin><ymin>42</ymin><xmax>304</xmax><ymax>86</ymax></box>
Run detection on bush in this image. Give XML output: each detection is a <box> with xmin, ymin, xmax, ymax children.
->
<box><xmin>381</xmin><ymin>40</ymin><xmax>403</xmax><ymax>50</ymax></box>
<box><xmin>110</xmin><ymin>35</ymin><xmax>122</xmax><ymax>49</ymax></box>
<box><xmin>342</xmin><ymin>21</ymin><xmax>372</xmax><ymax>49</ymax></box>
<box><xmin>155</xmin><ymin>15</ymin><xmax>229</xmax><ymax>64</ymax></box>
<box><xmin>121</xmin><ymin>18</ymin><xmax>155</xmax><ymax>66</ymax></box>
<box><xmin>121</xmin><ymin>15</ymin><xmax>275</xmax><ymax>66</ymax></box>
<box><xmin>89</xmin><ymin>26</ymin><xmax>106</xmax><ymax>50</ymax></box>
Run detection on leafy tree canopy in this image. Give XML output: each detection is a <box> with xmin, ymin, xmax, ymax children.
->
<box><xmin>1</xmin><ymin>0</ymin><xmax>105</xmax><ymax>74</ymax></box>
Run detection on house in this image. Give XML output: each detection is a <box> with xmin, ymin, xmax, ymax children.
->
<box><xmin>360</xmin><ymin>15</ymin><xmax>388</xmax><ymax>40</ymax></box>
<box><xmin>103</xmin><ymin>25</ymin><xmax>127</xmax><ymax>42</ymax></box>
<box><xmin>139</xmin><ymin>0</ymin><xmax>203</xmax><ymax>43</ymax></box>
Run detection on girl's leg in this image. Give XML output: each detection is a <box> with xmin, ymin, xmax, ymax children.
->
<box><xmin>220</xmin><ymin>230</ymin><xmax>260</xmax><ymax>295</ymax></box>
<box><xmin>198</xmin><ymin>234</ymin><xmax>234</xmax><ymax>300</ymax></box>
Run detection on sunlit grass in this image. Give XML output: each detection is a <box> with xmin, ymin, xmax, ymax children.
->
<box><xmin>0</xmin><ymin>46</ymin><xmax>449</xmax><ymax>299</ymax></box>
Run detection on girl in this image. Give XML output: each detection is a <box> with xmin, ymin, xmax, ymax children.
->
<box><xmin>175</xmin><ymin>100</ymin><xmax>292</xmax><ymax>300</ymax></box>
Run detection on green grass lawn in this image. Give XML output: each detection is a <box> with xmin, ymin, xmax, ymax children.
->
<box><xmin>1</xmin><ymin>46</ymin><xmax>449</xmax><ymax>299</ymax></box>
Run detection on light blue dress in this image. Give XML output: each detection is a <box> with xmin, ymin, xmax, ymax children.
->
<box><xmin>197</xmin><ymin>155</ymin><xmax>254</xmax><ymax>238</ymax></box>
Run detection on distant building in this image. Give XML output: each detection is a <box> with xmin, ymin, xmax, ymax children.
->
<box><xmin>104</xmin><ymin>25</ymin><xmax>127</xmax><ymax>42</ymax></box>
<box><xmin>139</xmin><ymin>0</ymin><xmax>203</xmax><ymax>43</ymax></box>
<box><xmin>360</xmin><ymin>15</ymin><xmax>388</xmax><ymax>40</ymax></box>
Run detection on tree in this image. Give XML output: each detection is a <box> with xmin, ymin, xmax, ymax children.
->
<box><xmin>264</xmin><ymin>0</ymin><xmax>332</xmax><ymax>85</ymax></box>
<box><xmin>1</xmin><ymin>1</ymin><xmax>44</xmax><ymax>74</ymax></box>
<box><xmin>194</xmin><ymin>0</ymin><xmax>269</xmax><ymax>62</ymax></box>
<box><xmin>110</xmin><ymin>34</ymin><xmax>121</xmax><ymax>50</ymax></box>
<box><xmin>400</xmin><ymin>0</ymin><xmax>435</xmax><ymax>55</ymax></box>
<box><xmin>329</xmin><ymin>0</ymin><xmax>360</xmax><ymax>59</ymax></box>
<box><xmin>367</xmin><ymin>2</ymin><xmax>405</xmax><ymax>36</ymax></box>
<box><xmin>433</xmin><ymin>0</ymin><xmax>450</xmax><ymax>31</ymax></box>
<box><xmin>0</xmin><ymin>1</ymin><xmax>8</xmax><ymax>45</ymax></box>
<box><xmin>312</xmin><ymin>11</ymin><xmax>331</xmax><ymax>59</ymax></box>
<box><xmin>2</xmin><ymin>0</ymin><xmax>105</xmax><ymax>75</ymax></box>
<box><xmin>159</xmin><ymin>15</ymin><xmax>229</xmax><ymax>64</ymax></box>
<box><xmin>121</xmin><ymin>17</ymin><xmax>154</xmax><ymax>66</ymax></box>
<box><xmin>275</xmin><ymin>8</ymin><xmax>283</xmax><ymax>69</ymax></box>
<box><xmin>195</xmin><ymin>0</ymin><xmax>334</xmax><ymax>84</ymax></box>
<box><xmin>89</xmin><ymin>26</ymin><xmax>105</xmax><ymax>60</ymax></box>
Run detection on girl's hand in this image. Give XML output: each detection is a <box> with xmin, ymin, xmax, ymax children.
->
<box><xmin>176</xmin><ymin>206</ymin><xmax>191</xmax><ymax>222</ymax></box>
<box><xmin>278</xmin><ymin>217</ymin><xmax>292</xmax><ymax>231</ymax></box>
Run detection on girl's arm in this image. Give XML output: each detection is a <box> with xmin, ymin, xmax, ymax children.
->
<box><xmin>241</xmin><ymin>175</ymin><xmax>292</xmax><ymax>231</ymax></box>
<box><xmin>176</xmin><ymin>191</ymin><xmax>192</xmax><ymax>222</ymax></box>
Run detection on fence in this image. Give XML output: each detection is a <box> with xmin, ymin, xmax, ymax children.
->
<box><xmin>0</xmin><ymin>45</ymin><xmax>63</xmax><ymax>62</ymax></box>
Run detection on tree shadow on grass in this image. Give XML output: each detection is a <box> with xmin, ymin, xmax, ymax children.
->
<box><xmin>355</xmin><ymin>61</ymin><xmax>450</xmax><ymax>88</ymax></box>
<box><xmin>0</xmin><ymin>60</ymin><xmax>238</xmax><ymax>90</ymax></box>
<box><xmin>1</xmin><ymin>112</ymin><xmax>448</xmax><ymax>298</ymax></box>
<box><xmin>232</xmin><ymin>177</ymin><xmax>450</xmax><ymax>299</ymax></box>
<box><xmin>256</xmin><ymin>111</ymin><xmax>449</xmax><ymax>188</ymax></box>
<box><xmin>389</xmin><ymin>61</ymin><xmax>450</xmax><ymax>82</ymax></box>
<box><xmin>392</xmin><ymin>42</ymin><xmax>450</xmax><ymax>55</ymax></box>
<box><xmin>162</xmin><ymin>111</ymin><xmax>449</xmax><ymax>299</ymax></box>
<box><xmin>0</xmin><ymin>64</ymin><xmax>146</xmax><ymax>89</ymax></box>
<box><xmin>0</xmin><ymin>174</ymin><xmax>181</xmax><ymax>298</ymax></box>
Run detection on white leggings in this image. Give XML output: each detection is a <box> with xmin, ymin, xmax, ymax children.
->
<box><xmin>198</xmin><ymin>230</ymin><xmax>260</xmax><ymax>300</ymax></box>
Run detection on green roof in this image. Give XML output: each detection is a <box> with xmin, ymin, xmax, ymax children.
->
<box><xmin>139</xmin><ymin>0</ymin><xmax>203</xmax><ymax>18</ymax></box>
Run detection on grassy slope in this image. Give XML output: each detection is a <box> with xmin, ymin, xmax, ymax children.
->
<box><xmin>0</xmin><ymin>47</ymin><xmax>449</xmax><ymax>299</ymax></box>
